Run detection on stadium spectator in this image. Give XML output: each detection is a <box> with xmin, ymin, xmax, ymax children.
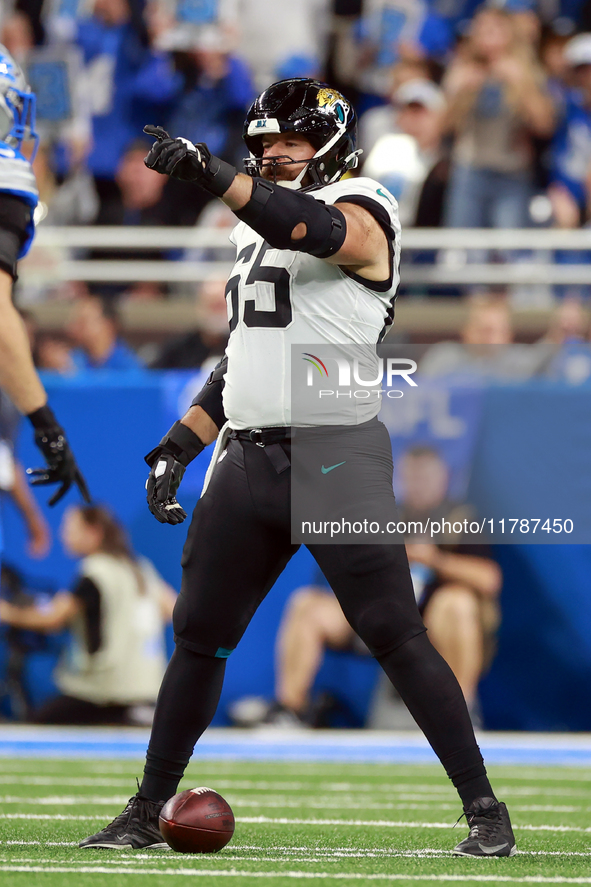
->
<box><xmin>548</xmin><ymin>34</ymin><xmax>591</xmax><ymax>220</ymax></box>
<box><xmin>362</xmin><ymin>78</ymin><xmax>447</xmax><ymax>226</ymax></box>
<box><xmin>67</xmin><ymin>294</ymin><xmax>143</xmax><ymax>370</ymax></box>
<box><xmin>419</xmin><ymin>294</ymin><xmax>550</xmax><ymax>379</ymax></box>
<box><xmin>149</xmin><ymin>279</ymin><xmax>229</xmax><ymax>370</ymax></box>
<box><xmin>354</xmin><ymin>0</ymin><xmax>453</xmax><ymax>106</ymax></box>
<box><xmin>34</xmin><ymin>332</ymin><xmax>79</xmax><ymax>376</ymax></box>
<box><xmin>183</xmin><ymin>199</ymin><xmax>236</xmax><ymax>265</ymax></box>
<box><xmin>359</xmin><ymin>58</ymin><xmax>437</xmax><ymax>155</ymax></box>
<box><xmin>0</xmin><ymin>390</ymin><xmax>51</xmax><ymax>560</ymax></box>
<box><xmin>31</xmin><ymin>145</ymin><xmax>99</xmax><ymax>227</ymax></box>
<box><xmin>159</xmin><ymin>24</ymin><xmax>254</xmax><ymax>168</ymax></box>
<box><xmin>544</xmin><ymin>34</ymin><xmax>591</xmax><ymax>300</ymax></box>
<box><xmin>540</xmin><ymin>24</ymin><xmax>573</xmax><ymax>111</ymax></box>
<box><xmin>547</xmin><ymin>29</ymin><xmax>591</xmax><ymax>277</ymax></box>
<box><xmin>97</xmin><ymin>138</ymin><xmax>169</xmax><ymax>225</ymax></box>
<box><xmin>254</xmin><ymin>446</ymin><xmax>501</xmax><ymax>727</ymax></box>
<box><xmin>398</xmin><ymin>446</ymin><xmax>502</xmax><ymax>714</ymax></box>
<box><xmin>0</xmin><ymin>504</ymin><xmax>176</xmax><ymax>725</ymax></box>
<box><xmin>151</xmin><ymin>22</ymin><xmax>255</xmax><ymax>224</ymax></box>
<box><xmin>539</xmin><ymin>296</ymin><xmax>588</xmax><ymax>344</ymax></box>
<box><xmin>0</xmin><ymin>10</ymin><xmax>34</xmax><ymax>62</ymax></box>
<box><xmin>540</xmin><ymin>296</ymin><xmax>591</xmax><ymax>383</ymax></box>
<box><xmin>232</xmin><ymin>0</ymin><xmax>330</xmax><ymax>93</ymax></box>
<box><xmin>443</xmin><ymin>7</ymin><xmax>555</xmax><ymax>228</ymax></box>
<box><xmin>75</xmin><ymin>0</ymin><xmax>179</xmax><ymax>217</ymax></box>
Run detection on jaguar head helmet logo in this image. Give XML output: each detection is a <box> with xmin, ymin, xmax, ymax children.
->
<box><xmin>317</xmin><ymin>87</ymin><xmax>348</xmax><ymax>124</ymax></box>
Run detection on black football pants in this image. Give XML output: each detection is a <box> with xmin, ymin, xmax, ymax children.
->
<box><xmin>174</xmin><ymin>432</ymin><xmax>425</xmax><ymax>660</ymax></box>
<box><xmin>142</xmin><ymin>431</ymin><xmax>493</xmax><ymax>808</ymax></box>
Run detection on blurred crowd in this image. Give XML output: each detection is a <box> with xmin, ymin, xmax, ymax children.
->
<box><xmin>4</xmin><ymin>0</ymin><xmax>591</xmax><ymax>367</ymax></box>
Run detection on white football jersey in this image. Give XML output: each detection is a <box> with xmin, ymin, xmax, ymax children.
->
<box><xmin>222</xmin><ymin>176</ymin><xmax>401</xmax><ymax>429</ymax></box>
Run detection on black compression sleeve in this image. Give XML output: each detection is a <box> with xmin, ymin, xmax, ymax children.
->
<box><xmin>0</xmin><ymin>192</ymin><xmax>31</xmax><ymax>280</ymax></box>
<box><xmin>235</xmin><ymin>179</ymin><xmax>347</xmax><ymax>258</ymax></box>
<box><xmin>191</xmin><ymin>355</ymin><xmax>227</xmax><ymax>429</ymax></box>
<box><xmin>377</xmin><ymin>632</ymin><xmax>494</xmax><ymax>808</ymax></box>
<box><xmin>141</xmin><ymin>647</ymin><xmax>226</xmax><ymax>802</ymax></box>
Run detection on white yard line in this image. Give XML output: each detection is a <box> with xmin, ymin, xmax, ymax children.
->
<box><xmin>0</xmin><ymin>759</ymin><xmax>589</xmax><ymax>779</ymax></box>
<box><xmin>0</xmin><ymin>794</ymin><xmax>587</xmax><ymax>815</ymax></box>
<box><xmin>0</xmin><ymin>777</ymin><xmax>587</xmax><ymax>801</ymax></box>
<box><xmin>0</xmin><ymin>777</ymin><xmax>133</xmax><ymax>787</ymax></box>
<box><xmin>0</xmin><ymin>811</ymin><xmax>589</xmax><ymax>833</ymax></box>
<box><xmin>1</xmin><ymin>842</ymin><xmax>78</xmax><ymax>847</ymax></box>
<box><xmin>3</xmin><ymin>849</ymin><xmax>591</xmax><ymax>860</ymax></box>
<box><xmin>478</xmin><ymin>771</ymin><xmax>591</xmax><ymax>783</ymax></box>
<box><xmin>0</xmin><ymin>795</ymin><xmax>129</xmax><ymax>805</ymax></box>
<box><xmin>0</xmin><ymin>814</ymin><xmax>105</xmax><ymax>820</ymax></box>
<box><xmin>237</xmin><ymin>816</ymin><xmax>591</xmax><ymax>834</ymax></box>
<box><xmin>1</xmin><ymin>865</ymin><xmax>591</xmax><ymax>882</ymax></box>
<box><xmin>0</xmin><ymin>766</ymin><xmax>588</xmax><ymax>799</ymax></box>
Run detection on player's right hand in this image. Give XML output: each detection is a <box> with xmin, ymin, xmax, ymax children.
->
<box><xmin>143</xmin><ymin>125</ymin><xmax>207</xmax><ymax>183</ymax></box>
<box><xmin>146</xmin><ymin>455</ymin><xmax>187</xmax><ymax>525</ymax></box>
<box><xmin>26</xmin><ymin>407</ymin><xmax>91</xmax><ymax>507</ymax></box>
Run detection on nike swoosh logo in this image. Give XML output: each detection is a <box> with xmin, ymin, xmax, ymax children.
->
<box><xmin>478</xmin><ymin>842</ymin><xmax>509</xmax><ymax>855</ymax></box>
<box><xmin>321</xmin><ymin>461</ymin><xmax>346</xmax><ymax>474</ymax></box>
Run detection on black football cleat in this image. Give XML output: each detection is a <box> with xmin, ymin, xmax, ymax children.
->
<box><xmin>79</xmin><ymin>794</ymin><xmax>169</xmax><ymax>849</ymax></box>
<box><xmin>453</xmin><ymin>796</ymin><xmax>516</xmax><ymax>857</ymax></box>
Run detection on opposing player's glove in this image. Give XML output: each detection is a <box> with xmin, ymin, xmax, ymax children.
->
<box><xmin>144</xmin><ymin>421</ymin><xmax>206</xmax><ymax>525</ymax></box>
<box><xmin>26</xmin><ymin>405</ymin><xmax>91</xmax><ymax>507</ymax></box>
<box><xmin>143</xmin><ymin>125</ymin><xmax>236</xmax><ymax>197</ymax></box>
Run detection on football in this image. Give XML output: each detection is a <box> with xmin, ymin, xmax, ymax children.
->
<box><xmin>159</xmin><ymin>787</ymin><xmax>235</xmax><ymax>853</ymax></box>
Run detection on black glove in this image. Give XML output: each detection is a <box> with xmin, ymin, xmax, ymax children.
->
<box><xmin>143</xmin><ymin>125</ymin><xmax>236</xmax><ymax>197</ymax></box>
<box><xmin>145</xmin><ymin>455</ymin><xmax>187</xmax><ymax>525</ymax></box>
<box><xmin>26</xmin><ymin>405</ymin><xmax>91</xmax><ymax>507</ymax></box>
<box><xmin>144</xmin><ymin>420</ymin><xmax>206</xmax><ymax>525</ymax></box>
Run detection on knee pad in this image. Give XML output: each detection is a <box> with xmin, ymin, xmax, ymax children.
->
<box><xmin>172</xmin><ymin>592</ymin><xmax>236</xmax><ymax>659</ymax></box>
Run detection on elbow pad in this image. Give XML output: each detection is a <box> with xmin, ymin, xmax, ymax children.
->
<box><xmin>235</xmin><ymin>179</ymin><xmax>347</xmax><ymax>258</ymax></box>
<box><xmin>191</xmin><ymin>355</ymin><xmax>228</xmax><ymax>430</ymax></box>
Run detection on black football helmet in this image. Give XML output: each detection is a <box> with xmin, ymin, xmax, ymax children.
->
<box><xmin>243</xmin><ymin>78</ymin><xmax>360</xmax><ymax>191</ymax></box>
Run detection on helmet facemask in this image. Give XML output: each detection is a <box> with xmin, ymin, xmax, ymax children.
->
<box><xmin>247</xmin><ymin>152</ymin><xmax>316</xmax><ymax>190</ymax></box>
<box><xmin>0</xmin><ymin>47</ymin><xmax>39</xmax><ymax>158</ymax></box>
<box><xmin>245</xmin><ymin>138</ymin><xmax>361</xmax><ymax>191</ymax></box>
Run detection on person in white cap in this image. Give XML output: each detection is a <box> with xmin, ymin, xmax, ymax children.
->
<box><xmin>549</xmin><ymin>33</ymin><xmax>591</xmax><ymax>227</ymax></box>
<box><xmin>362</xmin><ymin>78</ymin><xmax>447</xmax><ymax>226</ymax></box>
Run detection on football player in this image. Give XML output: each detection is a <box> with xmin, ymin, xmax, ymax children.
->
<box><xmin>0</xmin><ymin>45</ymin><xmax>89</xmax><ymax>507</ymax></box>
<box><xmin>80</xmin><ymin>79</ymin><xmax>515</xmax><ymax>857</ymax></box>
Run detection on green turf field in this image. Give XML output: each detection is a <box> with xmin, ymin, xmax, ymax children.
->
<box><xmin>0</xmin><ymin>757</ymin><xmax>589</xmax><ymax>886</ymax></box>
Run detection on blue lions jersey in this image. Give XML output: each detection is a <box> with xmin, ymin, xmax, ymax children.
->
<box><xmin>0</xmin><ymin>141</ymin><xmax>38</xmax><ymax>257</ymax></box>
<box><xmin>550</xmin><ymin>91</ymin><xmax>591</xmax><ymax>210</ymax></box>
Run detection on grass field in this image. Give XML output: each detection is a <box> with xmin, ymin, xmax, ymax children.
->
<box><xmin>0</xmin><ymin>756</ymin><xmax>590</xmax><ymax>886</ymax></box>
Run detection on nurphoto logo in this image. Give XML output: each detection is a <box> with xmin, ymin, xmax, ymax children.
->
<box><xmin>302</xmin><ymin>353</ymin><xmax>418</xmax><ymax>400</ymax></box>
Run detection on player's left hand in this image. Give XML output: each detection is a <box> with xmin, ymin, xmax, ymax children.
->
<box><xmin>145</xmin><ymin>454</ymin><xmax>187</xmax><ymax>525</ymax></box>
<box><xmin>143</xmin><ymin>125</ymin><xmax>209</xmax><ymax>183</ymax></box>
